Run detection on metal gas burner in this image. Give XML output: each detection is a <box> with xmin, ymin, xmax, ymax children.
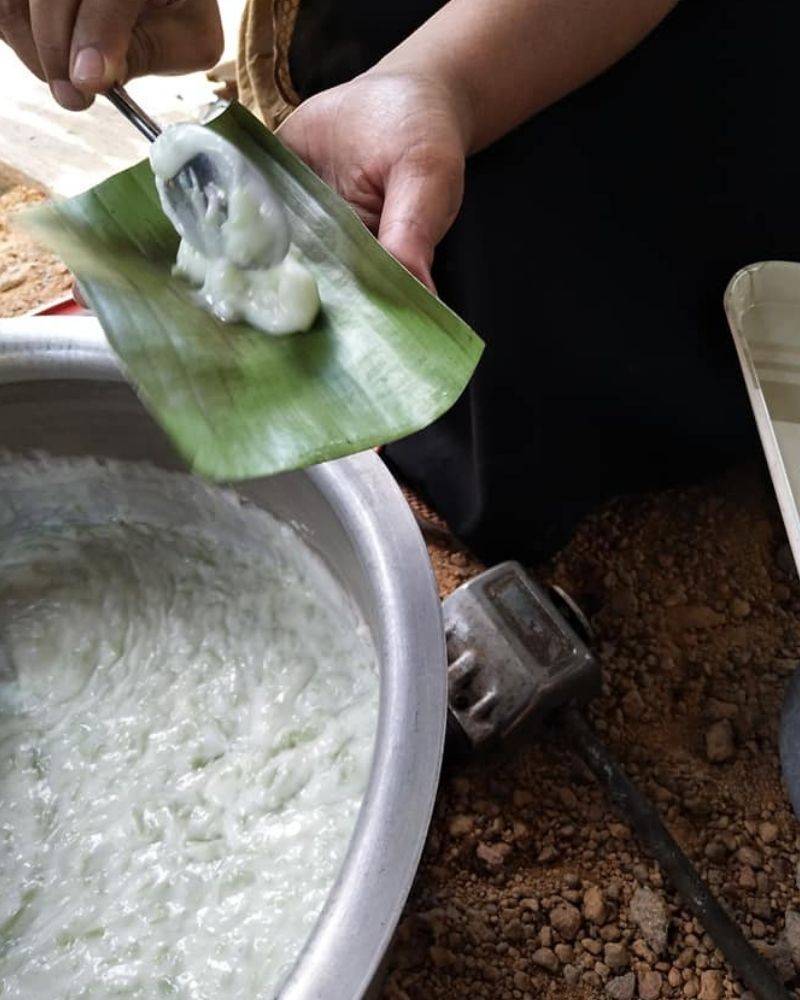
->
<box><xmin>444</xmin><ymin>562</ymin><xmax>598</xmax><ymax>747</ymax></box>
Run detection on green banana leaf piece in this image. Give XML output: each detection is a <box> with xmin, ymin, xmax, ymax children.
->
<box><xmin>25</xmin><ymin>101</ymin><xmax>483</xmax><ymax>481</ymax></box>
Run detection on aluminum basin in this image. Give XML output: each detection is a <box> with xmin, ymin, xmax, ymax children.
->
<box><xmin>0</xmin><ymin>317</ymin><xmax>448</xmax><ymax>999</ymax></box>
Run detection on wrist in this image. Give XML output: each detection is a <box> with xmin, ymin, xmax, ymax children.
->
<box><xmin>369</xmin><ymin>52</ymin><xmax>478</xmax><ymax>157</ymax></box>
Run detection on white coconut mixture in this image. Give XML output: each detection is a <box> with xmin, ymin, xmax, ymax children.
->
<box><xmin>150</xmin><ymin>124</ymin><xmax>320</xmax><ymax>336</ymax></box>
<box><xmin>0</xmin><ymin>457</ymin><xmax>378</xmax><ymax>999</ymax></box>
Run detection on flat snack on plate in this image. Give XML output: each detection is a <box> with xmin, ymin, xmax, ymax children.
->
<box><xmin>24</xmin><ymin>102</ymin><xmax>483</xmax><ymax>481</ymax></box>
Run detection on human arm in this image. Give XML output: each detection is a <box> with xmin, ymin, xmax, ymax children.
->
<box><xmin>279</xmin><ymin>0</ymin><xmax>678</xmax><ymax>288</ymax></box>
<box><xmin>374</xmin><ymin>0</ymin><xmax>679</xmax><ymax>155</ymax></box>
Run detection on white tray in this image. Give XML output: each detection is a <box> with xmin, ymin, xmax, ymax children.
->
<box><xmin>725</xmin><ymin>261</ymin><xmax>800</xmax><ymax>574</ymax></box>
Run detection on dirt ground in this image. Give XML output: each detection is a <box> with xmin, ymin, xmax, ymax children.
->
<box><xmin>384</xmin><ymin>475</ymin><xmax>800</xmax><ymax>1000</ymax></box>
<box><xmin>5</xmin><ymin>181</ymin><xmax>800</xmax><ymax>1000</ymax></box>
<box><xmin>0</xmin><ymin>167</ymin><xmax>71</xmax><ymax>316</ymax></box>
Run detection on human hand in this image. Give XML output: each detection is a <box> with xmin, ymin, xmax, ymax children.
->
<box><xmin>0</xmin><ymin>0</ymin><xmax>223</xmax><ymax>111</ymax></box>
<box><xmin>278</xmin><ymin>70</ymin><xmax>471</xmax><ymax>291</ymax></box>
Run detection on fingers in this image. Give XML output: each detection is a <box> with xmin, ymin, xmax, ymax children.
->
<box><xmin>69</xmin><ymin>0</ymin><xmax>147</xmax><ymax>96</ymax></box>
<box><xmin>125</xmin><ymin>0</ymin><xmax>223</xmax><ymax>80</ymax></box>
<box><xmin>378</xmin><ymin>149</ymin><xmax>464</xmax><ymax>292</ymax></box>
<box><xmin>29</xmin><ymin>0</ymin><xmax>87</xmax><ymax>109</ymax></box>
<box><xmin>0</xmin><ymin>1</ymin><xmax>43</xmax><ymax>78</ymax></box>
<box><xmin>2</xmin><ymin>0</ymin><xmax>221</xmax><ymax>111</ymax></box>
<box><xmin>68</xmin><ymin>0</ymin><xmax>223</xmax><ymax>89</ymax></box>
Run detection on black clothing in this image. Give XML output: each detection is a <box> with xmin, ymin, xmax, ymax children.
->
<box><xmin>291</xmin><ymin>1</ymin><xmax>783</xmax><ymax>562</ymax></box>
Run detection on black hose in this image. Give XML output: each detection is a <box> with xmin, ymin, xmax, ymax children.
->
<box><xmin>561</xmin><ymin>706</ymin><xmax>792</xmax><ymax>1000</ymax></box>
<box><xmin>779</xmin><ymin>664</ymin><xmax>800</xmax><ymax>821</ymax></box>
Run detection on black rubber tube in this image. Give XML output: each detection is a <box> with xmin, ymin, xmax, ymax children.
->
<box><xmin>561</xmin><ymin>707</ymin><xmax>791</xmax><ymax>1000</ymax></box>
<box><xmin>779</xmin><ymin>665</ymin><xmax>800</xmax><ymax>821</ymax></box>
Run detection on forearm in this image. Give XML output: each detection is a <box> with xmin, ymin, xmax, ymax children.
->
<box><xmin>375</xmin><ymin>0</ymin><xmax>678</xmax><ymax>154</ymax></box>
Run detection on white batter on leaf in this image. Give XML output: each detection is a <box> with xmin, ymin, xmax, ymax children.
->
<box><xmin>150</xmin><ymin>124</ymin><xmax>320</xmax><ymax>336</ymax></box>
<box><xmin>0</xmin><ymin>457</ymin><xmax>377</xmax><ymax>999</ymax></box>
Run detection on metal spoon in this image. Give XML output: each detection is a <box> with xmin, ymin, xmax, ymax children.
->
<box><xmin>105</xmin><ymin>85</ymin><xmax>288</xmax><ymax>268</ymax></box>
<box><xmin>105</xmin><ymin>84</ymin><xmax>227</xmax><ymax>259</ymax></box>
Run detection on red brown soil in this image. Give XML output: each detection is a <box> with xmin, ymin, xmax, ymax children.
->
<box><xmin>0</xmin><ymin>171</ymin><xmax>71</xmax><ymax>317</ymax></box>
<box><xmin>384</xmin><ymin>470</ymin><xmax>800</xmax><ymax>999</ymax></box>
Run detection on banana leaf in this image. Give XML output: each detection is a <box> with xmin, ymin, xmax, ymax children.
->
<box><xmin>24</xmin><ymin>101</ymin><xmax>483</xmax><ymax>481</ymax></box>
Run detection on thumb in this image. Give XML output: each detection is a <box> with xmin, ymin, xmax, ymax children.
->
<box><xmin>378</xmin><ymin>150</ymin><xmax>464</xmax><ymax>293</ymax></box>
<box><xmin>70</xmin><ymin>0</ymin><xmax>148</xmax><ymax>93</ymax></box>
<box><xmin>70</xmin><ymin>0</ymin><xmax>221</xmax><ymax>92</ymax></box>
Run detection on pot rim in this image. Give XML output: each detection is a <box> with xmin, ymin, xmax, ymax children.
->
<box><xmin>0</xmin><ymin>317</ymin><xmax>448</xmax><ymax>1000</ymax></box>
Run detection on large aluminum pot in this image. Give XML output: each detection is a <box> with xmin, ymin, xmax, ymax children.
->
<box><xmin>0</xmin><ymin>316</ymin><xmax>448</xmax><ymax>1000</ymax></box>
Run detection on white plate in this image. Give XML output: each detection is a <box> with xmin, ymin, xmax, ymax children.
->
<box><xmin>725</xmin><ymin>261</ymin><xmax>800</xmax><ymax>575</ymax></box>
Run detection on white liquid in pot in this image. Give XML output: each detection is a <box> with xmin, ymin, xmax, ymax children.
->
<box><xmin>0</xmin><ymin>457</ymin><xmax>378</xmax><ymax>998</ymax></box>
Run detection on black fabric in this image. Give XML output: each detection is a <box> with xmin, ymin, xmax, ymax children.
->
<box><xmin>289</xmin><ymin>1</ymin><xmax>794</xmax><ymax>563</ymax></box>
<box><xmin>289</xmin><ymin>1</ymin><xmax>445</xmax><ymax>95</ymax></box>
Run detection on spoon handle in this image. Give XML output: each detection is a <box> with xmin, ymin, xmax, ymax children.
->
<box><xmin>105</xmin><ymin>84</ymin><xmax>162</xmax><ymax>142</ymax></box>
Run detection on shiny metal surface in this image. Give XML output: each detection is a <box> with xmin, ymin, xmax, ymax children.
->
<box><xmin>725</xmin><ymin>262</ymin><xmax>800</xmax><ymax>577</ymax></box>
<box><xmin>725</xmin><ymin>262</ymin><xmax>800</xmax><ymax>829</ymax></box>
<box><xmin>444</xmin><ymin>562</ymin><xmax>600</xmax><ymax>748</ymax></box>
<box><xmin>0</xmin><ymin>317</ymin><xmax>448</xmax><ymax>1000</ymax></box>
<box><xmin>105</xmin><ymin>84</ymin><xmax>162</xmax><ymax>143</ymax></box>
<box><xmin>104</xmin><ymin>87</ymin><xmax>230</xmax><ymax>261</ymax></box>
